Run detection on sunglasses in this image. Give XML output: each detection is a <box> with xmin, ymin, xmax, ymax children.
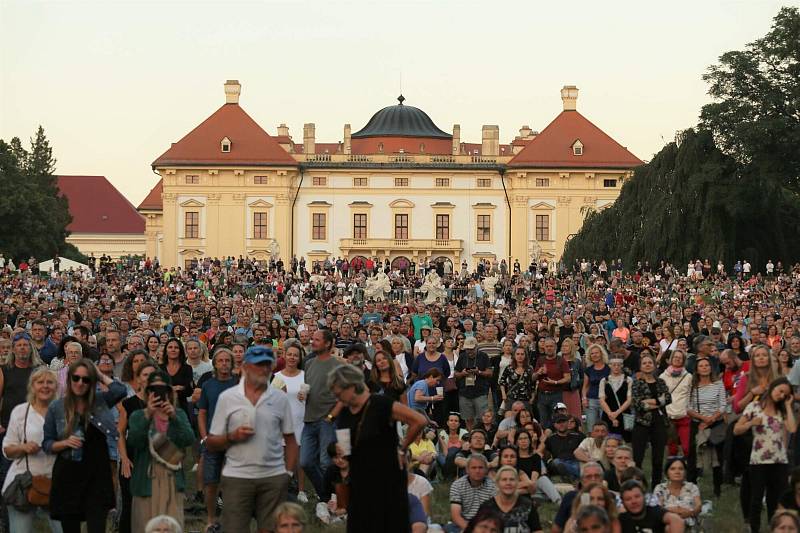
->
<box><xmin>12</xmin><ymin>333</ymin><xmax>30</xmax><ymax>342</ymax></box>
<box><xmin>70</xmin><ymin>375</ymin><xmax>92</xmax><ymax>384</ymax></box>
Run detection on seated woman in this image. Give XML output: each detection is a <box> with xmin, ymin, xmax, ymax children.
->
<box><xmin>516</xmin><ymin>429</ymin><xmax>561</xmax><ymax>504</ymax></box>
<box><xmin>565</xmin><ymin>482</ymin><xmax>621</xmax><ymax>533</ymax></box>
<box><xmin>409</xmin><ymin>427</ymin><xmax>440</xmax><ymax>479</ymax></box>
<box><xmin>478</xmin><ymin>465</ymin><xmax>543</xmax><ymax>533</ymax></box>
<box><xmin>438</xmin><ymin>412</ymin><xmax>468</xmax><ymax>477</ymax></box>
<box><xmin>319</xmin><ymin>442</ymin><xmax>349</xmax><ymax>524</ymax></box>
<box><xmin>406</xmin><ymin>451</ymin><xmax>434</xmax><ymax>517</ymax></box>
<box><xmin>652</xmin><ymin>456</ymin><xmax>702</xmax><ymax>530</ymax></box>
<box><xmin>494</xmin><ymin>444</ymin><xmax>533</xmax><ymax>495</ymax></box>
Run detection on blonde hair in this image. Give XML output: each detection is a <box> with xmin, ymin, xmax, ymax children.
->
<box><xmin>26</xmin><ymin>367</ymin><xmax>58</xmax><ymax>405</ymax></box>
<box><xmin>583</xmin><ymin>343</ymin><xmax>609</xmax><ymax>367</ymax></box>
<box><xmin>559</xmin><ymin>338</ymin><xmax>576</xmax><ymax>361</ymax></box>
<box><xmin>273</xmin><ymin>501</ymin><xmax>307</xmax><ymax>528</ymax></box>
<box><xmin>495</xmin><ymin>465</ymin><xmax>519</xmax><ymax>481</ymax></box>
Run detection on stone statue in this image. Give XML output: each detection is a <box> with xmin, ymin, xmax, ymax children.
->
<box><xmin>483</xmin><ymin>274</ymin><xmax>499</xmax><ymax>304</ymax></box>
<box><xmin>421</xmin><ymin>270</ymin><xmax>446</xmax><ymax>304</ymax></box>
<box><xmin>310</xmin><ymin>274</ymin><xmax>326</xmax><ymax>285</ymax></box>
<box><xmin>268</xmin><ymin>240</ymin><xmax>280</xmax><ymax>259</ymax></box>
<box><xmin>364</xmin><ymin>271</ymin><xmax>392</xmax><ymax>301</ymax></box>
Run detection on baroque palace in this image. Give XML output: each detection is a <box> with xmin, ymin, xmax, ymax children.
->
<box><xmin>138</xmin><ymin>80</ymin><xmax>641</xmax><ymax>269</ymax></box>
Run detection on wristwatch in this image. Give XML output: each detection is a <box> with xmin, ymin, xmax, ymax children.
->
<box><xmin>325</xmin><ymin>413</ymin><xmax>335</xmax><ymax>423</ymax></box>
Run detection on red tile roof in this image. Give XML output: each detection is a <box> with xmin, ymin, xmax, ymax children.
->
<box><xmin>57</xmin><ymin>176</ymin><xmax>145</xmax><ymax>234</ymax></box>
<box><xmin>152</xmin><ymin>103</ymin><xmax>297</xmax><ymax>167</ymax></box>
<box><xmin>507</xmin><ymin>110</ymin><xmax>642</xmax><ymax>168</ymax></box>
<box><xmin>138</xmin><ymin>179</ymin><xmax>163</xmax><ymax>210</ymax></box>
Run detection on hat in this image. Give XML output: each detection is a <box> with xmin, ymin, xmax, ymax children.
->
<box><xmin>553</xmin><ymin>413</ymin><xmax>569</xmax><ymax>423</ymax></box>
<box><xmin>462</xmin><ymin>337</ymin><xmax>478</xmax><ymax>349</ymax></box>
<box><xmin>244</xmin><ymin>345</ymin><xmax>275</xmax><ymax>365</ymax></box>
<box><xmin>420</xmin><ymin>325</ymin><xmax>433</xmax><ymax>332</ymax></box>
<box><xmin>712</xmin><ymin>321</ymin><xmax>721</xmax><ymax>329</ymax></box>
<box><xmin>554</xmin><ymin>402</ymin><xmax>567</xmax><ymax>411</ymax></box>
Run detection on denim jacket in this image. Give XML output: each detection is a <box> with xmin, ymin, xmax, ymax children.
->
<box><xmin>43</xmin><ymin>380</ymin><xmax>127</xmax><ymax>459</ymax></box>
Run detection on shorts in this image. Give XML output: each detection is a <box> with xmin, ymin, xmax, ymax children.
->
<box><xmin>202</xmin><ymin>445</ymin><xmax>225</xmax><ymax>486</ymax></box>
<box><xmin>459</xmin><ymin>394</ymin><xmax>489</xmax><ymax>421</ymax></box>
<box><xmin>220</xmin><ymin>473</ymin><xmax>289</xmax><ymax>532</ymax></box>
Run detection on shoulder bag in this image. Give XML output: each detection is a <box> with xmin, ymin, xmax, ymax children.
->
<box><xmin>610</xmin><ymin>378</ymin><xmax>635</xmax><ymax>431</ymax></box>
<box><xmin>2</xmin><ymin>405</ymin><xmax>51</xmax><ymax>510</ymax></box>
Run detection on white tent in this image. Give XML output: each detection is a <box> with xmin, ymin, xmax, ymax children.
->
<box><xmin>39</xmin><ymin>257</ymin><xmax>90</xmax><ymax>273</ymax></box>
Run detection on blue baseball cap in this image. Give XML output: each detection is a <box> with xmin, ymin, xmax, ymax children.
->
<box><xmin>244</xmin><ymin>345</ymin><xmax>275</xmax><ymax>365</ymax></box>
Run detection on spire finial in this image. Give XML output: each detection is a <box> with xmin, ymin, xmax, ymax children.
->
<box><xmin>397</xmin><ymin>94</ymin><xmax>405</xmax><ymax>105</ymax></box>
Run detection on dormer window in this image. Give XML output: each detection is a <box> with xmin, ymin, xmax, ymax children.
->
<box><xmin>221</xmin><ymin>137</ymin><xmax>231</xmax><ymax>153</ymax></box>
<box><xmin>572</xmin><ymin>139</ymin><xmax>583</xmax><ymax>156</ymax></box>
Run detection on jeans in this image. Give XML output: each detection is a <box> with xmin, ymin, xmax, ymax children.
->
<box><xmin>300</xmin><ymin>420</ymin><xmax>337</xmax><ymax>499</ymax></box>
<box><xmin>532</xmin><ymin>474</ymin><xmax>562</xmax><ymax>503</ymax></box>
<box><xmin>537</xmin><ymin>391</ymin><xmax>563</xmax><ymax>429</ymax></box>
<box><xmin>584</xmin><ymin>399</ymin><xmax>601</xmax><ymax>432</ymax></box>
<box><xmin>8</xmin><ymin>506</ymin><xmax>63</xmax><ymax>533</ymax></box>
<box><xmin>551</xmin><ymin>458</ymin><xmax>581</xmax><ymax>480</ymax></box>
<box><xmin>749</xmin><ymin>463</ymin><xmax>788</xmax><ymax>533</ymax></box>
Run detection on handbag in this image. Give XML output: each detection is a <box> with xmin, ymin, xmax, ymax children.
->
<box><xmin>1</xmin><ymin>405</ymin><xmax>51</xmax><ymax>511</ymax></box>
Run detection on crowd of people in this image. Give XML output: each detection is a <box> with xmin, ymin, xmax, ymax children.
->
<box><xmin>1</xmin><ymin>254</ymin><xmax>800</xmax><ymax>532</ymax></box>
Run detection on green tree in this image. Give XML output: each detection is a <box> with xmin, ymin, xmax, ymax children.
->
<box><xmin>0</xmin><ymin>127</ymin><xmax>77</xmax><ymax>263</ymax></box>
<box><xmin>700</xmin><ymin>6</ymin><xmax>800</xmax><ymax>189</ymax></box>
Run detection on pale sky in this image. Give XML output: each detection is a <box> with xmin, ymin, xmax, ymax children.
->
<box><xmin>0</xmin><ymin>0</ymin><xmax>791</xmax><ymax>206</ymax></box>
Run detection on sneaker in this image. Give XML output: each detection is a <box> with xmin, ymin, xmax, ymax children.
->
<box><xmin>297</xmin><ymin>491</ymin><xmax>309</xmax><ymax>504</ymax></box>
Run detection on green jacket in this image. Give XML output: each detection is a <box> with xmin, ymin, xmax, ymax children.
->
<box><xmin>127</xmin><ymin>409</ymin><xmax>195</xmax><ymax>497</ymax></box>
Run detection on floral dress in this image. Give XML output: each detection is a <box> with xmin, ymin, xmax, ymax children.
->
<box><xmin>653</xmin><ymin>481</ymin><xmax>701</xmax><ymax>527</ymax></box>
<box><xmin>742</xmin><ymin>402</ymin><xmax>787</xmax><ymax>464</ymax></box>
<box><xmin>498</xmin><ymin>366</ymin><xmax>536</xmax><ymax>403</ymax></box>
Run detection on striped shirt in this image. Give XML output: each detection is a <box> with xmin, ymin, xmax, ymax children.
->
<box><xmin>689</xmin><ymin>381</ymin><xmax>727</xmax><ymax>417</ymax></box>
<box><xmin>449</xmin><ymin>475</ymin><xmax>496</xmax><ymax>521</ymax></box>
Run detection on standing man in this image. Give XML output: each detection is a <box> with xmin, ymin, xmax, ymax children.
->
<box><xmin>412</xmin><ymin>304</ymin><xmax>433</xmax><ymax>343</ymax></box>
<box><xmin>106</xmin><ymin>329</ymin><xmax>125</xmax><ymax>378</ymax></box>
<box><xmin>298</xmin><ymin>329</ymin><xmax>343</xmax><ymax>499</ymax></box>
<box><xmin>30</xmin><ymin>319</ymin><xmax>57</xmax><ymax>364</ymax></box>
<box><xmin>454</xmin><ymin>337</ymin><xmax>491</xmax><ymax>430</ymax></box>
<box><xmin>534</xmin><ymin>338</ymin><xmax>570</xmax><ymax>429</ymax></box>
<box><xmin>198</xmin><ymin>347</ymin><xmax>238</xmax><ymax>532</ymax></box>
<box><xmin>207</xmin><ymin>346</ymin><xmax>298</xmax><ymax>533</ymax></box>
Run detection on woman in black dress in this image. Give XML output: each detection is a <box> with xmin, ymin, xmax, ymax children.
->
<box><xmin>367</xmin><ymin>349</ymin><xmax>407</xmax><ymax>403</ymax></box>
<box><xmin>328</xmin><ymin>364</ymin><xmax>426</xmax><ymax>533</ymax></box>
<box><xmin>161</xmin><ymin>338</ymin><xmax>194</xmax><ymax>416</ymax></box>
<box><xmin>43</xmin><ymin>358</ymin><xmax>126</xmax><ymax>533</ymax></box>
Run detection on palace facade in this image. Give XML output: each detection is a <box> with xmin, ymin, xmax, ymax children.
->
<box><xmin>140</xmin><ymin>81</ymin><xmax>641</xmax><ymax>269</ymax></box>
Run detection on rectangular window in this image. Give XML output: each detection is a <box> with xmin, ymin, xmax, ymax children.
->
<box><xmin>353</xmin><ymin>213</ymin><xmax>367</xmax><ymax>239</ymax></box>
<box><xmin>254</xmin><ymin>176</ymin><xmax>268</xmax><ymax>185</ymax></box>
<box><xmin>535</xmin><ymin>214</ymin><xmax>549</xmax><ymax>241</ymax></box>
<box><xmin>435</xmin><ymin>177</ymin><xmax>450</xmax><ymax>187</ymax></box>
<box><xmin>185</xmin><ymin>175</ymin><xmax>200</xmax><ymax>184</ymax></box>
<box><xmin>603</xmin><ymin>179</ymin><xmax>617</xmax><ymax>188</ymax></box>
<box><xmin>184</xmin><ymin>259</ymin><xmax>194</xmax><ymax>270</ymax></box>
<box><xmin>312</xmin><ymin>213</ymin><xmax>326</xmax><ymax>240</ymax></box>
<box><xmin>184</xmin><ymin>211</ymin><xmax>199</xmax><ymax>239</ymax></box>
<box><xmin>253</xmin><ymin>212</ymin><xmax>268</xmax><ymax>239</ymax></box>
<box><xmin>394</xmin><ymin>177</ymin><xmax>409</xmax><ymax>187</ymax></box>
<box><xmin>477</xmin><ymin>214</ymin><xmax>491</xmax><ymax>241</ymax></box>
<box><xmin>312</xmin><ymin>176</ymin><xmax>327</xmax><ymax>186</ymax></box>
<box><xmin>436</xmin><ymin>214</ymin><xmax>450</xmax><ymax>240</ymax></box>
<box><xmin>353</xmin><ymin>177</ymin><xmax>368</xmax><ymax>187</ymax></box>
<box><xmin>394</xmin><ymin>214</ymin><xmax>409</xmax><ymax>239</ymax></box>
<box><xmin>476</xmin><ymin>178</ymin><xmax>491</xmax><ymax>188</ymax></box>
<box><xmin>535</xmin><ymin>178</ymin><xmax>550</xmax><ymax>187</ymax></box>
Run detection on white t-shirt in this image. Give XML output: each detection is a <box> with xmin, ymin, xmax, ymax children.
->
<box><xmin>210</xmin><ymin>380</ymin><xmax>294</xmax><ymax>479</ymax></box>
<box><xmin>2</xmin><ymin>404</ymin><xmax>56</xmax><ymax>493</ymax></box>
<box><xmin>189</xmin><ymin>360</ymin><xmax>213</xmax><ymax>383</ymax></box>
<box><xmin>407</xmin><ymin>473</ymin><xmax>433</xmax><ymax>501</ymax></box>
<box><xmin>275</xmin><ymin>370</ymin><xmax>306</xmax><ymax>443</ymax></box>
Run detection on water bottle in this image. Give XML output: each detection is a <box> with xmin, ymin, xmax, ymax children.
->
<box><xmin>72</xmin><ymin>426</ymin><xmax>84</xmax><ymax>462</ymax></box>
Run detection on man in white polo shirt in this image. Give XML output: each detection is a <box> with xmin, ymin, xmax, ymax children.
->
<box><xmin>207</xmin><ymin>345</ymin><xmax>299</xmax><ymax>533</ymax></box>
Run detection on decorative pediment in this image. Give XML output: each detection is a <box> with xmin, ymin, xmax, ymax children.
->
<box><xmin>530</xmin><ymin>202</ymin><xmax>555</xmax><ymax>210</ymax></box>
<box><xmin>179</xmin><ymin>199</ymin><xmax>205</xmax><ymax>208</ymax></box>
<box><xmin>307</xmin><ymin>201</ymin><xmax>332</xmax><ymax>207</ymax></box>
<box><xmin>248</xmin><ymin>199</ymin><xmax>274</xmax><ymax>208</ymax></box>
<box><xmin>348</xmin><ymin>201</ymin><xmax>373</xmax><ymax>207</ymax></box>
<box><xmin>178</xmin><ymin>248</ymin><xmax>203</xmax><ymax>256</ymax></box>
<box><xmin>431</xmin><ymin>202</ymin><xmax>455</xmax><ymax>208</ymax></box>
<box><xmin>390</xmin><ymin>199</ymin><xmax>415</xmax><ymax>208</ymax></box>
<box><xmin>472</xmin><ymin>203</ymin><xmax>497</xmax><ymax>209</ymax></box>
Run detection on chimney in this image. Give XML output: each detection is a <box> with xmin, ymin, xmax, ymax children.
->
<box><xmin>481</xmin><ymin>125</ymin><xmax>499</xmax><ymax>157</ymax></box>
<box><xmin>343</xmin><ymin>124</ymin><xmax>351</xmax><ymax>154</ymax></box>
<box><xmin>303</xmin><ymin>123</ymin><xmax>316</xmax><ymax>155</ymax></box>
<box><xmin>519</xmin><ymin>125</ymin><xmax>533</xmax><ymax>139</ymax></box>
<box><xmin>224</xmin><ymin>80</ymin><xmax>241</xmax><ymax>104</ymax></box>
<box><xmin>561</xmin><ymin>85</ymin><xmax>578</xmax><ymax>111</ymax></box>
<box><xmin>452</xmin><ymin>124</ymin><xmax>461</xmax><ymax>155</ymax></box>
<box><xmin>277</xmin><ymin>123</ymin><xmax>289</xmax><ymax>137</ymax></box>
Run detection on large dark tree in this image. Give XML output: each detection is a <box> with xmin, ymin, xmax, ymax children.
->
<box><xmin>0</xmin><ymin>127</ymin><xmax>81</xmax><ymax>263</ymax></box>
<box><xmin>563</xmin><ymin>7</ymin><xmax>800</xmax><ymax>268</ymax></box>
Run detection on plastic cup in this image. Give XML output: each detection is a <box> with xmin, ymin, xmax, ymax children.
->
<box><xmin>335</xmin><ymin>429</ymin><xmax>352</xmax><ymax>456</ymax></box>
<box><xmin>436</xmin><ymin>386</ymin><xmax>444</xmax><ymax>396</ymax></box>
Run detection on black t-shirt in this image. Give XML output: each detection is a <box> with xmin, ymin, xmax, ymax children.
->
<box><xmin>517</xmin><ymin>453</ymin><xmax>542</xmax><ymax>478</ymax></box>
<box><xmin>619</xmin><ymin>506</ymin><xmax>667</xmax><ymax>533</ymax></box>
<box><xmin>545</xmin><ymin>432</ymin><xmax>583</xmax><ymax>461</ymax></box>
<box><xmin>779</xmin><ymin>490</ymin><xmax>800</xmax><ymax>512</ymax></box>
<box><xmin>479</xmin><ymin>496</ymin><xmax>542</xmax><ymax>532</ymax></box>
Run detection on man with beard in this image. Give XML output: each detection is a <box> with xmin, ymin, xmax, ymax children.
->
<box><xmin>207</xmin><ymin>345</ymin><xmax>298</xmax><ymax>533</ymax></box>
